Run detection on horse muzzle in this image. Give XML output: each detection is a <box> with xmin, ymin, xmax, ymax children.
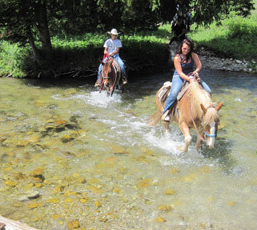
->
<box><xmin>204</xmin><ymin>130</ymin><xmax>217</xmax><ymax>149</ymax></box>
<box><xmin>208</xmin><ymin>144</ymin><xmax>214</xmax><ymax>149</ymax></box>
<box><xmin>104</xmin><ymin>81</ymin><xmax>110</xmax><ymax>88</ymax></box>
<box><xmin>206</xmin><ymin>137</ymin><xmax>215</xmax><ymax>149</ymax></box>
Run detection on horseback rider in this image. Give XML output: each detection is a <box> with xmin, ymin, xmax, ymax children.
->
<box><xmin>169</xmin><ymin>5</ymin><xmax>192</xmax><ymax>45</ymax></box>
<box><xmin>162</xmin><ymin>38</ymin><xmax>212</xmax><ymax>121</ymax></box>
<box><xmin>95</xmin><ymin>28</ymin><xmax>127</xmax><ymax>87</ymax></box>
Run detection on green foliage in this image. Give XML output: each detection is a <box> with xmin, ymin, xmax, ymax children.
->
<box><xmin>189</xmin><ymin>12</ymin><xmax>257</xmax><ymax>60</ymax></box>
<box><xmin>0</xmin><ymin>29</ymin><xmax>169</xmax><ymax>78</ymax></box>
<box><xmin>0</xmin><ymin>41</ymin><xmax>30</xmax><ymax>77</ymax></box>
<box><xmin>189</xmin><ymin>0</ymin><xmax>254</xmax><ymax>26</ymax></box>
<box><xmin>1</xmin><ymin>0</ymin><xmax>256</xmax><ymax>78</ymax></box>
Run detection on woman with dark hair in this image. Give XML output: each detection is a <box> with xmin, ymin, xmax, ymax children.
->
<box><xmin>162</xmin><ymin>38</ymin><xmax>211</xmax><ymax>121</ymax></box>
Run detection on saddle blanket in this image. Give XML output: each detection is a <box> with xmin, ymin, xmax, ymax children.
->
<box><xmin>158</xmin><ymin>81</ymin><xmax>190</xmax><ymax>102</ymax></box>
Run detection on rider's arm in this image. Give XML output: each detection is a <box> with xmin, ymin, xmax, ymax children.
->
<box><xmin>109</xmin><ymin>47</ymin><xmax>120</xmax><ymax>56</ymax></box>
<box><xmin>191</xmin><ymin>52</ymin><xmax>202</xmax><ymax>77</ymax></box>
<box><xmin>104</xmin><ymin>47</ymin><xmax>108</xmax><ymax>55</ymax></box>
<box><xmin>174</xmin><ymin>55</ymin><xmax>194</xmax><ymax>83</ymax></box>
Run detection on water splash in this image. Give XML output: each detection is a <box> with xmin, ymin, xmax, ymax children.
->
<box><xmin>145</xmin><ymin>128</ymin><xmax>184</xmax><ymax>155</ymax></box>
<box><xmin>234</xmin><ymin>97</ymin><xmax>242</xmax><ymax>102</ymax></box>
<box><xmin>84</xmin><ymin>91</ymin><xmax>122</xmax><ymax>108</ymax></box>
<box><xmin>52</xmin><ymin>90</ymin><xmax>122</xmax><ymax>108</ymax></box>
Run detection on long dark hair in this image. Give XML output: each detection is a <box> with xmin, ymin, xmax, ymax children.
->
<box><xmin>176</xmin><ymin>38</ymin><xmax>194</xmax><ymax>62</ymax></box>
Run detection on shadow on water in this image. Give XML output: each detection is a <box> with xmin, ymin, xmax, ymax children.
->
<box><xmin>200</xmin><ymin>137</ymin><xmax>238</xmax><ymax>174</ymax></box>
<box><xmin>22</xmin><ymin>68</ymin><xmax>257</xmax><ymax>103</ymax></box>
<box><xmin>22</xmin><ymin>76</ymin><xmax>96</xmax><ymax>89</ymax></box>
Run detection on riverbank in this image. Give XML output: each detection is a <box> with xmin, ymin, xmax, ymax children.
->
<box><xmin>197</xmin><ymin>46</ymin><xmax>255</xmax><ymax>73</ymax></box>
<box><xmin>1</xmin><ymin>11</ymin><xmax>257</xmax><ymax>79</ymax></box>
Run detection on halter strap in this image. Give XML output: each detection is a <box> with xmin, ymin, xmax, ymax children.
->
<box><xmin>204</xmin><ymin>131</ymin><xmax>217</xmax><ymax>137</ymax></box>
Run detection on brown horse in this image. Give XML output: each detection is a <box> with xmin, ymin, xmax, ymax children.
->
<box><xmin>149</xmin><ymin>80</ymin><xmax>223</xmax><ymax>152</ymax></box>
<box><xmin>99</xmin><ymin>57</ymin><xmax>122</xmax><ymax>96</ymax></box>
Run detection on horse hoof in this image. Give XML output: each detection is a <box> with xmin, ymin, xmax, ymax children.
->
<box><xmin>177</xmin><ymin>145</ymin><xmax>188</xmax><ymax>153</ymax></box>
<box><xmin>184</xmin><ymin>136</ymin><xmax>192</xmax><ymax>145</ymax></box>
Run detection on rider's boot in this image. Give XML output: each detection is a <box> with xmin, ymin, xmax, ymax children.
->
<box><xmin>122</xmin><ymin>74</ymin><xmax>128</xmax><ymax>85</ymax></box>
<box><xmin>161</xmin><ymin>110</ymin><xmax>170</xmax><ymax>121</ymax></box>
<box><xmin>94</xmin><ymin>76</ymin><xmax>102</xmax><ymax>87</ymax></box>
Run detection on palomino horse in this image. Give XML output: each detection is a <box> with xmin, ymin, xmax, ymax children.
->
<box><xmin>99</xmin><ymin>56</ymin><xmax>122</xmax><ymax>96</ymax></box>
<box><xmin>149</xmin><ymin>80</ymin><xmax>223</xmax><ymax>152</ymax></box>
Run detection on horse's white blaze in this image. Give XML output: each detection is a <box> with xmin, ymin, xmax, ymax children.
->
<box><xmin>207</xmin><ymin>121</ymin><xmax>216</xmax><ymax>147</ymax></box>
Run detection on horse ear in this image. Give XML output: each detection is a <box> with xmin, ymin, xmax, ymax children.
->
<box><xmin>200</xmin><ymin>104</ymin><xmax>207</xmax><ymax>114</ymax></box>
<box><xmin>215</xmin><ymin>102</ymin><xmax>223</xmax><ymax>111</ymax></box>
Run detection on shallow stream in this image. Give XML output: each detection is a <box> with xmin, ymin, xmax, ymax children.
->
<box><xmin>1</xmin><ymin>69</ymin><xmax>257</xmax><ymax>230</ymax></box>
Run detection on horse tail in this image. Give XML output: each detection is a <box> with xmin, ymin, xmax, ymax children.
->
<box><xmin>148</xmin><ymin>88</ymin><xmax>165</xmax><ymax>126</ymax></box>
<box><xmin>148</xmin><ymin>110</ymin><xmax>162</xmax><ymax>126</ymax></box>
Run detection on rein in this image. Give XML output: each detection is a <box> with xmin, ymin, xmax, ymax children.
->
<box><xmin>190</xmin><ymin>110</ymin><xmax>205</xmax><ymax>142</ymax></box>
<box><xmin>188</xmin><ymin>82</ymin><xmax>217</xmax><ymax>142</ymax></box>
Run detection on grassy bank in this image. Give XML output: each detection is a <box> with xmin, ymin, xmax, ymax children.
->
<box><xmin>0</xmin><ymin>32</ymin><xmax>169</xmax><ymax>78</ymax></box>
<box><xmin>1</xmin><ymin>4</ymin><xmax>257</xmax><ymax>78</ymax></box>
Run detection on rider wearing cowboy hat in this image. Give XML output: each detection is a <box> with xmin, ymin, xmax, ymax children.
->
<box><xmin>95</xmin><ymin>28</ymin><xmax>127</xmax><ymax>87</ymax></box>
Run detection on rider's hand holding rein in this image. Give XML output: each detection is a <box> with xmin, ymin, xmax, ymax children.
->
<box><xmin>192</xmin><ymin>70</ymin><xmax>201</xmax><ymax>83</ymax></box>
<box><xmin>104</xmin><ymin>47</ymin><xmax>120</xmax><ymax>58</ymax></box>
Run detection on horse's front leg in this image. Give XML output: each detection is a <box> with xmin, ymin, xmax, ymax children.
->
<box><xmin>196</xmin><ymin>137</ymin><xmax>203</xmax><ymax>152</ymax></box>
<box><xmin>178</xmin><ymin>121</ymin><xmax>192</xmax><ymax>153</ymax></box>
<box><xmin>196</xmin><ymin>128</ymin><xmax>204</xmax><ymax>152</ymax></box>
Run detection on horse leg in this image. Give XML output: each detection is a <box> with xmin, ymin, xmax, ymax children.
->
<box><xmin>196</xmin><ymin>129</ymin><xmax>204</xmax><ymax>152</ymax></box>
<box><xmin>196</xmin><ymin>137</ymin><xmax>203</xmax><ymax>152</ymax></box>
<box><xmin>162</xmin><ymin>121</ymin><xmax>170</xmax><ymax>133</ymax></box>
<box><xmin>177</xmin><ymin>121</ymin><xmax>192</xmax><ymax>153</ymax></box>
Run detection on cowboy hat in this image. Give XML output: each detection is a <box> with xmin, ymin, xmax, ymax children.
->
<box><xmin>108</xmin><ymin>28</ymin><xmax>120</xmax><ymax>35</ymax></box>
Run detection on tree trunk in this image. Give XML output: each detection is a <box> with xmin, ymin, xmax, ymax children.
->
<box><xmin>27</xmin><ymin>26</ymin><xmax>43</xmax><ymax>65</ymax></box>
<box><xmin>34</xmin><ymin>0</ymin><xmax>52</xmax><ymax>58</ymax></box>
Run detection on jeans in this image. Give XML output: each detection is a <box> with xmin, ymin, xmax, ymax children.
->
<box><xmin>97</xmin><ymin>55</ymin><xmax>126</xmax><ymax>79</ymax></box>
<box><xmin>162</xmin><ymin>75</ymin><xmax>212</xmax><ymax>114</ymax></box>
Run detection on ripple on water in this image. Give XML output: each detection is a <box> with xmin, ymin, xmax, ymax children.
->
<box><xmin>1</xmin><ymin>74</ymin><xmax>257</xmax><ymax>230</ymax></box>
<box><xmin>52</xmin><ymin>90</ymin><xmax>122</xmax><ymax>109</ymax></box>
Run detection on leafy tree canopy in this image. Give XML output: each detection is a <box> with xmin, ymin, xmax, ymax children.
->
<box><xmin>0</xmin><ymin>0</ymin><xmax>254</xmax><ymax>63</ymax></box>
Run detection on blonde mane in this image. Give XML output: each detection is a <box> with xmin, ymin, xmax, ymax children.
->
<box><xmin>189</xmin><ymin>81</ymin><xmax>219</xmax><ymax>124</ymax></box>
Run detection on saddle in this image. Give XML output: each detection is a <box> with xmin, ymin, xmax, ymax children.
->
<box><xmin>111</xmin><ymin>59</ymin><xmax>121</xmax><ymax>75</ymax></box>
<box><xmin>158</xmin><ymin>81</ymin><xmax>190</xmax><ymax>118</ymax></box>
<box><xmin>158</xmin><ymin>81</ymin><xmax>190</xmax><ymax>102</ymax></box>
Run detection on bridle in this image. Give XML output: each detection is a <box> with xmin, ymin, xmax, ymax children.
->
<box><xmin>204</xmin><ymin>130</ymin><xmax>217</xmax><ymax>138</ymax></box>
<box><xmin>100</xmin><ymin>54</ymin><xmax>117</xmax><ymax>93</ymax></box>
<box><xmin>190</xmin><ymin>104</ymin><xmax>218</xmax><ymax>142</ymax></box>
<box><xmin>102</xmin><ymin>54</ymin><xmax>112</xmax><ymax>80</ymax></box>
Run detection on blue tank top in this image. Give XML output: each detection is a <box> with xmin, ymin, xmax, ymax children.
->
<box><xmin>174</xmin><ymin>54</ymin><xmax>194</xmax><ymax>76</ymax></box>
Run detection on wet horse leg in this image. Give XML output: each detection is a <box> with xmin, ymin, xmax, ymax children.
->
<box><xmin>162</xmin><ymin>120</ymin><xmax>171</xmax><ymax>133</ymax></box>
<box><xmin>196</xmin><ymin>137</ymin><xmax>203</xmax><ymax>152</ymax></box>
<box><xmin>178</xmin><ymin>121</ymin><xmax>192</xmax><ymax>152</ymax></box>
<box><xmin>196</xmin><ymin>128</ymin><xmax>204</xmax><ymax>151</ymax></box>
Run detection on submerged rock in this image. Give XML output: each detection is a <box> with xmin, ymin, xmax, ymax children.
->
<box><xmin>67</xmin><ymin>219</ymin><xmax>80</xmax><ymax>229</ymax></box>
<box><xmin>18</xmin><ymin>191</ymin><xmax>41</xmax><ymax>202</ymax></box>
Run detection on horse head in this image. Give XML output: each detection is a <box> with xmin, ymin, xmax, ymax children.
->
<box><xmin>101</xmin><ymin>58</ymin><xmax>114</xmax><ymax>90</ymax></box>
<box><xmin>200</xmin><ymin>102</ymin><xmax>223</xmax><ymax>148</ymax></box>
